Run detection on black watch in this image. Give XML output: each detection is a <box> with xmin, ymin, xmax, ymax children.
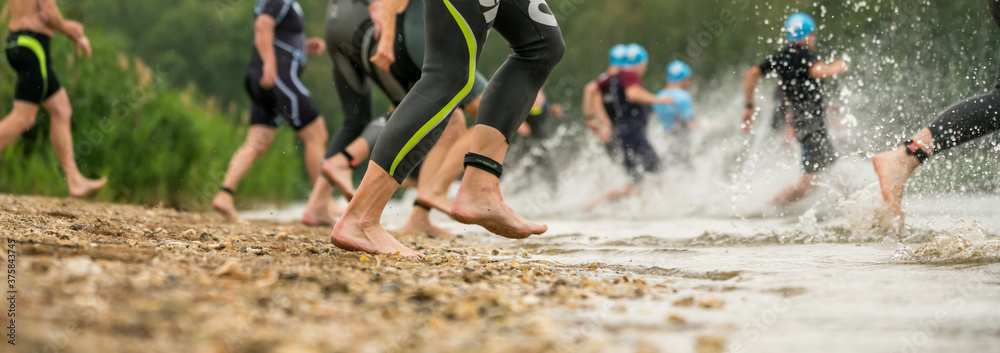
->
<box><xmin>745</xmin><ymin>103</ymin><xmax>754</xmax><ymax>109</ymax></box>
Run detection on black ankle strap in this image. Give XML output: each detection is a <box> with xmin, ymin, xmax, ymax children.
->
<box><xmin>413</xmin><ymin>199</ymin><xmax>433</xmax><ymax>210</ymax></box>
<box><xmin>341</xmin><ymin>150</ymin><xmax>359</xmax><ymax>168</ymax></box>
<box><xmin>903</xmin><ymin>139</ymin><xmax>929</xmax><ymax>164</ymax></box>
<box><xmin>464</xmin><ymin>153</ymin><xmax>503</xmax><ymax>179</ymax></box>
<box><xmin>221</xmin><ymin>187</ymin><xmax>236</xmax><ymax>196</ymax></box>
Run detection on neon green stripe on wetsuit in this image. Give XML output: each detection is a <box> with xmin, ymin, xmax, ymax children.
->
<box><xmin>388</xmin><ymin>0</ymin><xmax>477</xmax><ymax>177</ymax></box>
<box><xmin>16</xmin><ymin>36</ymin><xmax>49</xmax><ymax>101</ymax></box>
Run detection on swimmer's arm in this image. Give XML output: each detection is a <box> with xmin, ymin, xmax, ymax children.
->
<box><xmin>370</xmin><ymin>0</ymin><xmax>409</xmax><ymax>72</ymax></box>
<box><xmin>517</xmin><ymin>123</ymin><xmax>531</xmax><ymax>137</ymax></box>
<box><xmin>625</xmin><ymin>86</ymin><xmax>670</xmax><ymax>105</ymax></box>
<box><xmin>742</xmin><ymin>66</ymin><xmax>763</xmax><ymax>133</ymax></box>
<box><xmin>583</xmin><ymin>81</ymin><xmax>600</xmax><ymax>119</ymax></box>
<box><xmin>255</xmin><ymin>15</ymin><xmax>278</xmax><ymax>87</ymax></box>
<box><xmin>809</xmin><ymin>60</ymin><xmax>848</xmax><ymax>79</ymax></box>
<box><xmin>41</xmin><ymin>0</ymin><xmax>81</xmax><ymax>41</ymax></box>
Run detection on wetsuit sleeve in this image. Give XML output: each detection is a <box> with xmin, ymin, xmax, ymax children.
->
<box><xmin>618</xmin><ymin>71</ymin><xmax>642</xmax><ymax>90</ymax></box>
<box><xmin>259</xmin><ymin>0</ymin><xmax>291</xmax><ymax>21</ymax></box>
<box><xmin>459</xmin><ymin>71</ymin><xmax>489</xmax><ymax>109</ymax></box>
<box><xmin>758</xmin><ymin>54</ymin><xmax>778</xmax><ymax>75</ymax></box>
<box><xmin>597</xmin><ymin>74</ymin><xmax>611</xmax><ymax>93</ymax></box>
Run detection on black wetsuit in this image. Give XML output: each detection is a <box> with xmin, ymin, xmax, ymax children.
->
<box><xmin>362</xmin><ymin>0</ymin><xmax>564</xmax><ymax>183</ymax></box>
<box><xmin>598</xmin><ymin>71</ymin><xmax>661</xmax><ymax>182</ymax></box>
<box><xmin>323</xmin><ymin>0</ymin><xmax>488</xmax><ymax>162</ymax></box>
<box><xmin>5</xmin><ymin>31</ymin><xmax>61</xmax><ymax>104</ymax></box>
<box><xmin>245</xmin><ymin>0</ymin><xmax>320</xmax><ymax>131</ymax></box>
<box><xmin>759</xmin><ymin>44</ymin><xmax>836</xmax><ymax>173</ymax></box>
<box><xmin>922</xmin><ymin>0</ymin><xmax>1000</xmax><ymax>154</ymax></box>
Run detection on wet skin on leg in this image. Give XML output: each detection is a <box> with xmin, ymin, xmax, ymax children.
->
<box><xmin>417</xmin><ymin>127</ymin><xmax>473</xmax><ymax>215</ymax></box>
<box><xmin>451</xmin><ymin>125</ymin><xmax>547</xmax><ymax>239</ymax></box>
<box><xmin>213</xmin><ymin>125</ymin><xmax>276</xmax><ymax>220</ymax></box>
<box><xmin>331</xmin><ymin>162</ymin><xmax>424</xmax><ymax>258</ymax></box>
<box><xmin>297</xmin><ymin>118</ymin><xmax>343</xmax><ymax>226</ymax></box>
<box><xmin>42</xmin><ymin>90</ymin><xmax>106</xmax><ymax>197</ymax></box>
<box><xmin>769</xmin><ymin>172</ymin><xmax>820</xmax><ymax>209</ymax></box>
<box><xmin>322</xmin><ymin>138</ymin><xmax>370</xmax><ymax>201</ymax></box>
<box><xmin>403</xmin><ymin>110</ymin><xmax>467</xmax><ymax>237</ymax></box>
<box><xmin>872</xmin><ymin>127</ymin><xmax>932</xmax><ymax>224</ymax></box>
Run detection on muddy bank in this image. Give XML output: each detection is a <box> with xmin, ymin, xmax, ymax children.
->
<box><xmin>1</xmin><ymin>195</ymin><xmax>730</xmax><ymax>353</ymax></box>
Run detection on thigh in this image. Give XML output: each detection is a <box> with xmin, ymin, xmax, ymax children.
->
<box><xmin>491</xmin><ymin>0</ymin><xmax>562</xmax><ymax>48</ymax></box>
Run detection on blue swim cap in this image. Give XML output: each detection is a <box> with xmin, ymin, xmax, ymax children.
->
<box><xmin>666</xmin><ymin>60</ymin><xmax>692</xmax><ymax>83</ymax></box>
<box><xmin>609</xmin><ymin>44</ymin><xmax>627</xmax><ymax>67</ymax></box>
<box><xmin>785</xmin><ymin>13</ymin><xmax>816</xmax><ymax>42</ymax></box>
<box><xmin>622</xmin><ymin>43</ymin><xmax>648</xmax><ymax>68</ymax></box>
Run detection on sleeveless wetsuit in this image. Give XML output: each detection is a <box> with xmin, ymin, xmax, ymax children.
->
<box><xmin>246</xmin><ymin>0</ymin><xmax>320</xmax><ymax>131</ymax></box>
<box><xmin>598</xmin><ymin>71</ymin><xmax>661</xmax><ymax>182</ymax></box>
<box><xmin>323</xmin><ymin>0</ymin><xmax>488</xmax><ymax>161</ymax></box>
<box><xmin>5</xmin><ymin>31</ymin><xmax>61</xmax><ymax>104</ymax></box>
<box><xmin>923</xmin><ymin>0</ymin><xmax>1000</xmax><ymax>154</ymax></box>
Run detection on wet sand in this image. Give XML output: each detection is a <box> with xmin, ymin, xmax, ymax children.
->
<box><xmin>2</xmin><ymin>194</ymin><xmax>728</xmax><ymax>353</ymax></box>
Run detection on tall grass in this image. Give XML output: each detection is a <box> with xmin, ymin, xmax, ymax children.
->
<box><xmin>0</xmin><ymin>32</ymin><xmax>312</xmax><ymax>209</ymax></box>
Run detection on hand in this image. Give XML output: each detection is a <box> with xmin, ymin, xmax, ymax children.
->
<box><xmin>598</xmin><ymin>125</ymin><xmax>612</xmax><ymax>144</ymax></box>
<box><xmin>517</xmin><ymin>123</ymin><xmax>531</xmax><ymax>137</ymax></box>
<box><xmin>832</xmin><ymin>60</ymin><xmax>849</xmax><ymax>75</ymax></box>
<box><xmin>62</xmin><ymin>21</ymin><xmax>85</xmax><ymax>42</ymax></box>
<box><xmin>260</xmin><ymin>64</ymin><xmax>277</xmax><ymax>89</ymax></box>
<box><xmin>656</xmin><ymin>95</ymin><xmax>674</xmax><ymax>104</ymax></box>
<box><xmin>369</xmin><ymin>43</ymin><xmax>395</xmax><ymax>72</ymax></box>
<box><xmin>549</xmin><ymin>104</ymin><xmax>565</xmax><ymax>118</ymax></box>
<box><xmin>74</xmin><ymin>36</ymin><xmax>92</xmax><ymax>59</ymax></box>
<box><xmin>741</xmin><ymin>108</ymin><xmax>756</xmax><ymax>134</ymax></box>
<box><xmin>368</xmin><ymin>1</ymin><xmax>384</xmax><ymax>39</ymax></box>
<box><xmin>306</xmin><ymin>37</ymin><xmax>326</xmax><ymax>55</ymax></box>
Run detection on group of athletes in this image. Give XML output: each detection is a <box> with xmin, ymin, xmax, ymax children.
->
<box><xmin>3</xmin><ymin>0</ymin><xmax>1000</xmax><ymax>257</ymax></box>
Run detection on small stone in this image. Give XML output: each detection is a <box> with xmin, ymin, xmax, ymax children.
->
<box><xmin>695</xmin><ymin>335</ymin><xmax>726</xmax><ymax>353</ymax></box>
<box><xmin>697</xmin><ymin>297</ymin><xmax>724</xmax><ymax>310</ymax></box>
<box><xmin>673</xmin><ymin>297</ymin><xmax>695</xmax><ymax>307</ymax></box>
<box><xmin>667</xmin><ymin>314</ymin><xmax>687</xmax><ymax>325</ymax></box>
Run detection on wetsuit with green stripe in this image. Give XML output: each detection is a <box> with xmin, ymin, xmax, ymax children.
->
<box><xmin>920</xmin><ymin>0</ymin><xmax>1000</xmax><ymax>155</ymax></box>
<box><xmin>5</xmin><ymin>31</ymin><xmax>61</xmax><ymax>104</ymax></box>
<box><xmin>323</xmin><ymin>0</ymin><xmax>488</xmax><ymax>160</ymax></box>
<box><xmin>369</xmin><ymin>0</ymin><xmax>565</xmax><ymax>183</ymax></box>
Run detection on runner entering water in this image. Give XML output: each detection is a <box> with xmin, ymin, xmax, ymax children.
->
<box><xmin>330</xmin><ymin>0</ymin><xmax>565</xmax><ymax>257</ymax></box>
<box><xmin>308</xmin><ymin>0</ymin><xmax>488</xmax><ymax>235</ymax></box>
<box><xmin>654</xmin><ymin>60</ymin><xmax>698</xmax><ymax>164</ymax></box>
<box><xmin>873</xmin><ymin>0</ymin><xmax>1000</xmax><ymax>226</ymax></box>
<box><xmin>742</xmin><ymin>12</ymin><xmax>849</xmax><ymax>210</ymax></box>
<box><xmin>1</xmin><ymin>0</ymin><xmax>106</xmax><ymax>197</ymax></box>
<box><xmin>212</xmin><ymin>0</ymin><xmax>332</xmax><ymax>221</ymax></box>
<box><xmin>585</xmin><ymin>44</ymin><xmax>672</xmax><ymax>211</ymax></box>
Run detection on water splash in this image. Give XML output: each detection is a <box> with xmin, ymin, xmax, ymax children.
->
<box><xmin>892</xmin><ymin>221</ymin><xmax>1000</xmax><ymax>264</ymax></box>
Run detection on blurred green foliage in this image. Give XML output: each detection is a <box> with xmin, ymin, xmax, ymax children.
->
<box><xmin>0</xmin><ymin>32</ymin><xmax>310</xmax><ymax>209</ymax></box>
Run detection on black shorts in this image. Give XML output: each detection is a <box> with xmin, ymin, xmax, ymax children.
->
<box><xmin>5</xmin><ymin>31</ymin><xmax>61</xmax><ymax>104</ymax></box>
<box><xmin>799</xmin><ymin>130</ymin><xmax>836</xmax><ymax>173</ymax></box>
<box><xmin>619</xmin><ymin>130</ymin><xmax>661</xmax><ymax>183</ymax></box>
<box><xmin>244</xmin><ymin>68</ymin><xmax>319</xmax><ymax>131</ymax></box>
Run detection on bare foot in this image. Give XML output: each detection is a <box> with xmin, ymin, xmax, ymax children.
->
<box><xmin>415</xmin><ymin>192</ymin><xmax>453</xmax><ymax>215</ymax></box>
<box><xmin>873</xmin><ymin>148</ymin><xmax>919</xmax><ymax>226</ymax></box>
<box><xmin>302</xmin><ymin>201</ymin><xmax>335</xmax><ymax>227</ymax></box>
<box><xmin>331</xmin><ymin>216</ymin><xmax>424</xmax><ymax>258</ymax></box>
<box><xmin>212</xmin><ymin>192</ymin><xmax>241</xmax><ymax>221</ymax></box>
<box><xmin>68</xmin><ymin>177</ymin><xmax>107</xmax><ymax>198</ymax></box>
<box><xmin>322</xmin><ymin>156</ymin><xmax>355</xmax><ymax>201</ymax></box>
<box><xmin>401</xmin><ymin>208</ymin><xmax>456</xmax><ymax>238</ymax></box>
<box><xmin>450</xmin><ymin>169</ymin><xmax>546</xmax><ymax>239</ymax></box>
